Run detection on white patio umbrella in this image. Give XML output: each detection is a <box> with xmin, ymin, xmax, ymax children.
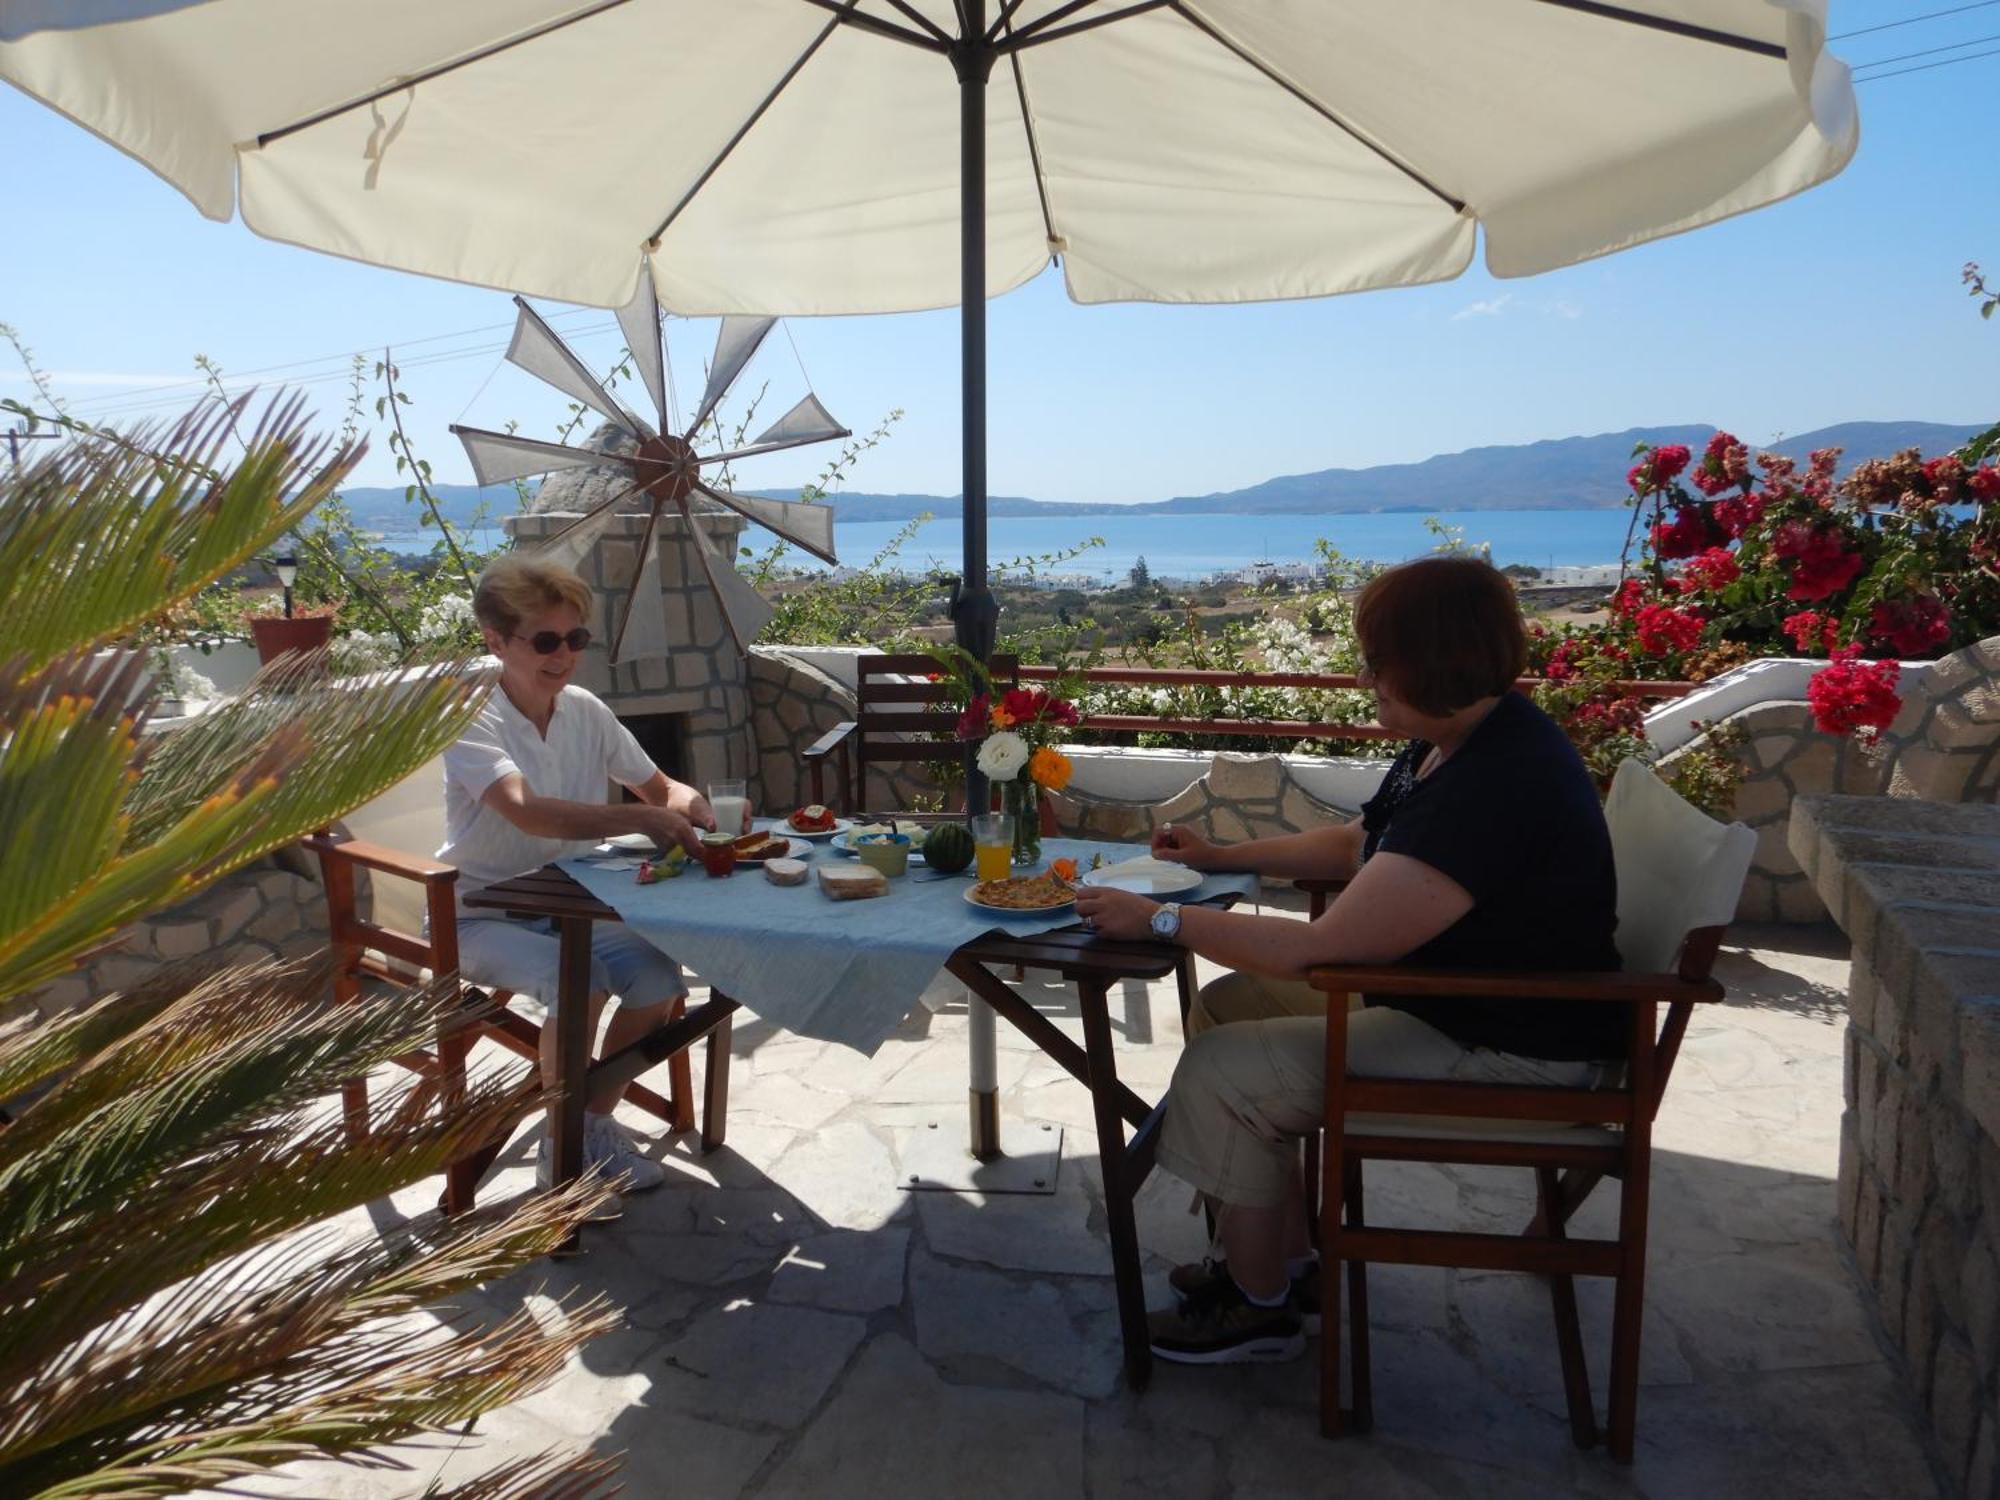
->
<box><xmin>0</xmin><ymin>0</ymin><xmax>1857</xmax><ymax>752</ymax></box>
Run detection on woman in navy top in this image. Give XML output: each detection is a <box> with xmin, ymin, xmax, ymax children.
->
<box><xmin>1075</xmin><ymin>556</ymin><xmax>1621</xmax><ymax>1365</ymax></box>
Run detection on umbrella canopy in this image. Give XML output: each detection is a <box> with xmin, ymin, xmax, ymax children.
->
<box><xmin>1</xmin><ymin>0</ymin><xmax>1857</xmax><ymax>795</ymax></box>
<box><xmin>1</xmin><ymin>1</ymin><xmax>1854</xmax><ymax>313</ymax></box>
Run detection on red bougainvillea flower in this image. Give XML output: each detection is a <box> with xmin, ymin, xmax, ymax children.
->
<box><xmin>1771</xmin><ymin>520</ymin><xmax>1865</xmax><ymax>601</ymax></box>
<box><xmin>1807</xmin><ymin>647</ymin><xmax>1902</xmax><ymax>739</ymax></box>
<box><xmin>1652</xmin><ymin>444</ymin><xmax>1691</xmax><ymax>484</ymax></box>
<box><xmin>1868</xmin><ymin>593</ymin><xmax>1952</xmax><ymax>658</ymax></box>
<box><xmin>1634</xmin><ymin>602</ymin><xmax>1704</xmax><ymax>657</ymax></box>
<box><xmin>1649</xmin><ymin>507</ymin><xmax>1714</xmax><ymax>561</ymax></box>
<box><xmin>1677</xmin><ymin>546</ymin><xmax>1741</xmax><ymax>595</ymax></box>
<box><xmin>1690</xmin><ymin>431</ymin><xmax>1749</xmax><ymax>497</ymax></box>
<box><xmin>1969</xmin><ymin>465</ymin><xmax>2000</xmax><ymax>502</ymax></box>
<box><xmin>1712</xmin><ymin>491</ymin><xmax>1767</xmax><ymax>539</ymax></box>
<box><xmin>1782</xmin><ymin>610</ymin><xmax>1839</xmax><ymax>655</ymax></box>
<box><xmin>1922</xmin><ymin>455</ymin><xmax>1966</xmax><ymax>504</ymax></box>
<box><xmin>1608</xmin><ymin>578</ymin><xmax>1647</xmax><ymax>618</ymax></box>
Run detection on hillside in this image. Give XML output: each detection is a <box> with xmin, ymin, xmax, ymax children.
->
<box><xmin>339</xmin><ymin>418</ymin><xmax>1988</xmax><ymax>532</ymax></box>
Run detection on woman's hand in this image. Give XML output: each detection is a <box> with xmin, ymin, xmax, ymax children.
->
<box><xmin>1073</xmin><ymin>885</ymin><xmax>1160</xmax><ymax>940</ymax></box>
<box><xmin>1151</xmin><ymin>822</ymin><xmax>1218</xmax><ymax>870</ymax></box>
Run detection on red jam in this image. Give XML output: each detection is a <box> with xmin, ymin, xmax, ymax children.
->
<box><xmin>699</xmin><ymin>839</ymin><xmax>737</xmax><ymax>878</ymax></box>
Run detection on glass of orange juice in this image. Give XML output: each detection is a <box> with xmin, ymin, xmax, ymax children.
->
<box><xmin>972</xmin><ymin>814</ymin><xmax>1013</xmax><ymax>882</ymax></box>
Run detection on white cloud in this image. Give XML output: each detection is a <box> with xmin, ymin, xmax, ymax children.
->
<box><xmin>1451</xmin><ymin>293</ymin><xmax>1514</xmax><ymax>321</ymax></box>
<box><xmin>1547</xmin><ymin>300</ymin><xmax>1584</xmax><ymax>320</ymax></box>
<box><xmin>0</xmin><ymin>370</ymin><xmax>194</xmax><ymax>387</ymax></box>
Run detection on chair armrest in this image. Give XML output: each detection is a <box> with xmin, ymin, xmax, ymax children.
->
<box><xmin>1304</xmin><ymin>963</ymin><xmax>1721</xmax><ymax>1006</ymax></box>
<box><xmin>303</xmin><ymin>830</ymin><xmax>457</xmax><ymax>886</ymax></box>
<box><xmin>801</xmin><ymin>722</ymin><xmax>856</xmax><ymax>761</ymax></box>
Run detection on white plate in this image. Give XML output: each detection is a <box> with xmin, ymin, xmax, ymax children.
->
<box><xmin>964</xmin><ymin>883</ymin><xmax>1077</xmax><ymax>915</ymax></box>
<box><xmin>599</xmin><ymin>832</ymin><xmax>660</xmax><ymax>853</ymax></box>
<box><xmin>830</xmin><ymin>829</ymin><xmax>927</xmax><ymax>864</ymax></box>
<box><xmin>1079</xmin><ymin>858</ymin><xmax>1203</xmax><ymax>897</ymax></box>
<box><xmin>779</xmin><ymin>816</ymin><xmax>852</xmax><ymax>841</ymax></box>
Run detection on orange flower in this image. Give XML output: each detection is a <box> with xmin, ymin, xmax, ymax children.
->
<box><xmin>1051</xmin><ymin>857</ymin><xmax>1079</xmax><ymax>883</ymax></box>
<box><xmin>989</xmin><ymin>704</ymin><xmax>1017</xmax><ymax>729</ymax></box>
<box><xmin>1028</xmin><ymin>746</ymin><xmax>1072</xmax><ymax>791</ymax></box>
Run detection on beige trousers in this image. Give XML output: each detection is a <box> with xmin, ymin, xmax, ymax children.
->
<box><xmin>1158</xmin><ymin>971</ymin><xmax>1603</xmax><ymax>1208</ymax></box>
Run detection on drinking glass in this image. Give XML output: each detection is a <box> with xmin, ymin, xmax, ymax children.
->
<box><xmin>972</xmin><ymin>813</ymin><xmax>1014</xmax><ymax>882</ymax></box>
<box><xmin>708</xmin><ymin>779</ymin><xmax>750</xmax><ymax>835</ymax></box>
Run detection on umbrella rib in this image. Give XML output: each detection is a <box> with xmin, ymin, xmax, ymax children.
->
<box><xmin>1527</xmin><ymin>0</ymin><xmax>1784</xmax><ymax>59</ymax></box>
<box><xmin>798</xmin><ymin>0</ymin><xmax>953</xmax><ymax>51</ymax></box>
<box><xmin>882</xmin><ymin>0</ymin><xmax>958</xmax><ymax>47</ymax></box>
<box><xmin>256</xmin><ymin>0</ymin><xmax>635</xmax><ymax>149</ymax></box>
<box><xmin>999</xmin><ymin>0</ymin><xmax>1152</xmax><ymax>51</ymax></box>
<box><xmin>1166</xmin><ymin>2</ymin><xmax>1466</xmax><ymax>215</ymax></box>
<box><xmin>984</xmin><ymin>0</ymin><xmax>1038</xmax><ymax>47</ymax></box>
<box><xmin>1002</xmin><ymin>21</ymin><xmax>1061</xmax><ymax>259</ymax></box>
<box><xmin>649</xmin><ymin>9</ymin><xmax>849</xmax><ymax>248</ymax></box>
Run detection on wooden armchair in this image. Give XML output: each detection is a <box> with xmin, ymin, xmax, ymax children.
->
<box><xmin>799</xmin><ymin>652</ymin><xmax>1051</xmax><ymax>833</ymax></box>
<box><xmin>305</xmin><ymin>781</ymin><xmax>720</xmax><ymax>1214</ymax></box>
<box><xmin>1304</xmin><ymin>759</ymin><xmax>1755</xmax><ymax>1463</ymax></box>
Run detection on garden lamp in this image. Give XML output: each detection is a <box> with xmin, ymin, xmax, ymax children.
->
<box><xmin>274</xmin><ymin>553</ymin><xmax>296</xmax><ymax>620</ymax></box>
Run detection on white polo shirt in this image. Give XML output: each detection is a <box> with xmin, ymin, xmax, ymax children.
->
<box><xmin>440</xmin><ymin>683</ymin><xmax>659</xmax><ymax>905</ymax></box>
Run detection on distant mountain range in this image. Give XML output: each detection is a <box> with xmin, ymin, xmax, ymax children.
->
<box><xmin>339</xmin><ymin>420</ymin><xmax>1987</xmax><ymax>533</ymax></box>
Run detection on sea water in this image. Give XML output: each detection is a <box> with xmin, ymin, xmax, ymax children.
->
<box><xmin>388</xmin><ymin>508</ymin><xmax>1644</xmax><ymax>582</ymax></box>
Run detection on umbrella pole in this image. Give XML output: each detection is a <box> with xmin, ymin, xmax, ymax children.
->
<box><xmin>953</xmin><ymin>4</ymin><xmax>1009</xmax><ymax>1165</ymax></box>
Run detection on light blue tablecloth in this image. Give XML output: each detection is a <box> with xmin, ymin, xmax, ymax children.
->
<box><xmin>559</xmin><ymin>835</ymin><xmax>1257</xmax><ymax>1053</ymax></box>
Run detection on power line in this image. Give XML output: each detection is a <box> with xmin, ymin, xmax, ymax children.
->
<box><xmin>1832</xmin><ymin>1</ymin><xmax>2000</xmax><ymax>40</ymax></box>
<box><xmin>1854</xmin><ymin>41</ymin><xmax>2000</xmax><ymax>80</ymax></box>
<box><xmin>1850</xmin><ymin>28</ymin><xmax>2000</xmax><ymax>71</ymax></box>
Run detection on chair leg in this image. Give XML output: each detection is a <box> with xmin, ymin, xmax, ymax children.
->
<box><xmin>1606</xmin><ymin>1157</ymin><xmax>1652</xmax><ymax>1464</ymax></box>
<box><xmin>1303</xmin><ymin>1135</ymin><xmax>1322</xmax><ymax>1250</ymax></box>
<box><xmin>1536</xmin><ymin>1167</ymin><xmax>1600</xmax><ymax>1449</ymax></box>
<box><xmin>1174</xmin><ymin>952</ymin><xmax>1197</xmax><ymax>1033</ymax></box>
<box><xmin>666</xmin><ymin>994</ymin><xmax>696</xmax><ymax>1134</ymax></box>
<box><xmin>1343</xmin><ymin>1159</ymin><xmax>1373</xmax><ymax>1432</ymax></box>
<box><xmin>438</xmin><ymin>1018</ymin><xmax>478</xmax><ymax>1216</ymax></box>
<box><xmin>701</xmin><ymin>1009</ymin><xmax>732</xmax><ymax>1153</ymax></box>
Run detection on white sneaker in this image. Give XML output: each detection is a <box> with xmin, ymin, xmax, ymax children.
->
<box><xmin>584</xmin><ymin>1112</ymin><xmax>666</xmax><ymax>1193</ymax></box>
<box><xmin>534</xmin><ymin>1132</ymin><xmax>623</xmax><ymax>1221</ymax></box>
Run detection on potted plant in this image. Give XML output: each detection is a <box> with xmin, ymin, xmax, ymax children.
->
<box><xmin>245</xmin><ymin>599</ymin><xmax>339</xmax><ymax>666</ymax></box>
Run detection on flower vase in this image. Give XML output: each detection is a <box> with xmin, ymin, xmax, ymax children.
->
<box><xmin>1002</xmin><ymin>778</ymin><xmax>1042</xmax><ymax>867</ymax></box>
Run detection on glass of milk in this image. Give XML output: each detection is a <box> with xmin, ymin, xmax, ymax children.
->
<box><xmin>708</xmin><ymin>780</ymin><xmax>750</xmax><ymax>835</ymax></box>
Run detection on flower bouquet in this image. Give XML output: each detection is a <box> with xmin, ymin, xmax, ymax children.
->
<box><xmin>931</xmin><ymin>646</ymin><xmax>1080</xmax><ymax>866</ymax></box>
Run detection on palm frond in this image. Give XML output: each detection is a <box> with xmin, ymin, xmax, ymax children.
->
<box><xmin>0</xmin><ymin>653</ymin><xmax>491</xmax><ymax>1001</ymax></box>
<box><xmin>0</xmin><ymin>394</ymin><xmax>361</xmax><ymax>675</ymax></box>
<box><xmin>3</xmin><ymin>1183</ymin><xmax>616</xmax><ymax>1492</ymax></box>
<box><xmin>0</xmin><ymin>960</ymin><xmax>194</xmax><ymax>1106</ymax></box>
<box><xmin>426</xmin><ymin>1447</ymin><xmax>623</xmax><ymax>1500</ymax></box>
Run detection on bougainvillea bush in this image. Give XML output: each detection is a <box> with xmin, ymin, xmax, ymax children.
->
<box><xmin>1532</xmin><ymin>426</ymin><xmax>2000</xmax><ymax>773</ymax></box>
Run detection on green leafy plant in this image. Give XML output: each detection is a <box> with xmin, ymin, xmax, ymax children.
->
<box><xmin>0</xmin><ymin>397</ymin><xmax>618</xmax><ymax>1498</ymax></box>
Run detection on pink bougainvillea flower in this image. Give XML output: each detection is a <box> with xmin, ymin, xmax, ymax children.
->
<box><xmin>1807</xmin><ymin>647</ymin><xmax>1902</xmax><ymax>739</ymax></box>
<box><xmin>1868</xmin><ymin>593</ymin><xmax>1952</xmax><ymax>658</ymax></box>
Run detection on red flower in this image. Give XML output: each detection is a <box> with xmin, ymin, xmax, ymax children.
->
<box><xmin>1922</xmin><ymin>455</ymin><xmax>1966</xmax><ymax>502</ymax></box>
<box><xmin>1712</xmin><ymin>491</ymin><xmax>1767</xmax><ymax>539</ymax></box>
<box><xmin>1633</xmin><ymin>602</ymin><xmax>1704</xmax><ymax>657</ymax></box>
<box><xmin>1806</xmin><ymin>647</ymin><xmax>1902</xmax><ymax>739</ymax></box>
<box><xmin>1608</xmin><ymin>578</ymin><xmax>1647</xmax><ymax>618</ymax></box>
<box><xmin>1677</xmin><ymin>546</ymin><xmax>1740</xmax><ymax>595</ymax></box>
<box><xmin>1868</xmin><ymin>593</ymin><xmax>1952</xmax><ymax>658</ymax></box>
<box><xmin>1771</xmin><ymin>521</ymin><xmax>1864</xmax><ymax>601</ymax></box>
<box><xmin>1653</xmin><ymin>444</ymin><xmax>1691</xmax><ymax>484</ymax></box>
<box><xmin>1969</xmin><ymin>465</ymin><xmax>2000</xmax><ymax>502</ymax></box>
<box><xmin>1690</xmin><ymin>431</ymin><xmax>1749</xmax><ymax>497</ymax></box>
<box><xmin>1782</xmin><ymin>610</ymin><xmax>1839</xmax><ymax>655</ymax></box>
<box><xmin>956</xmin><ymin>693</ymin><xmax>989</xmax><ymax>740</ymax></box>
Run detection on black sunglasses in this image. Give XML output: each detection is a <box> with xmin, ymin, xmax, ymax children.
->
<box><xmin>511</xmin><ymin>627</ymin><xmax>592</xmax><ymax>655</ymax></box>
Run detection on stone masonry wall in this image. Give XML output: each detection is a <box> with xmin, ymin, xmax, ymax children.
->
<box><xmin>1791</xmin><ymin>795</ymin><xmax>2000</xmax><ymax>1497</ymax></box>
<box><xmin>1672</xmin><ymin>635</ymin><xmax>2000</xmax><ymax>925</ymax></box>
<box><xmin>4</xmin><ymin>850</ymin><xmax>328</xmax><ymax>1025</ymax></box>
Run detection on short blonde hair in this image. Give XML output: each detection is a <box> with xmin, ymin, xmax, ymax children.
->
<box><xmin>472</xmin><ymin>555</ymin><xmax>593</xmax><ymax>636</ymax></box>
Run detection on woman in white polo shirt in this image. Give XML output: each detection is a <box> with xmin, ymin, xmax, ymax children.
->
<box><xmin>444</xmin><ymin>555</ymin><xmax>718</xmax><ymax>1199</ymax></box>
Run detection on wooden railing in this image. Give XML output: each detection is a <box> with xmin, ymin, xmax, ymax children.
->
<box><xmin>1015</xmin><ymin>663</ymin><xmax>1697</xmax><ymax>744</ymax></box>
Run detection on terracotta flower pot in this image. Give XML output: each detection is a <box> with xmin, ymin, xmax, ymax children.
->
<box><xmin>248</xmin><ymin>613</ymin><xmax>334</xmax><ymax>668</ymax></box>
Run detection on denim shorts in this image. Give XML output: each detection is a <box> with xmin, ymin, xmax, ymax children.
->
<box><xmin>453</xmin><ymin>914</ymin><xmax>686</xmax><ymax>1014</ymax></box>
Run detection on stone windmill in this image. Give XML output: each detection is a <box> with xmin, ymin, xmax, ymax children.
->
<box><xmin>450</xmin><ymin>273</ymin><xmax>847</xmax><ymax>660</ymax></box>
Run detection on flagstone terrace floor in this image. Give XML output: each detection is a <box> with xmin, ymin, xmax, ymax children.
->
<box><xmin>248</xmin><ymin>901</ymin><xmax>1941</xmax><ymax>1500</ymax></box>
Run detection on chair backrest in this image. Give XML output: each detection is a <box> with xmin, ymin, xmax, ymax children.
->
<box><xmin>337</xmin><ymin>753</ymin><xmax>449</xmax><ymax>936</ymax></box>
<box><xmin>850</xmin><ymin>652</ymin><xmax>1019</xmax><ymax>811</ymax></box>
<box><xmin>1604</xmin><ymin>757</ymin><xmax>1756</xmax><ymax>978</ymax></box>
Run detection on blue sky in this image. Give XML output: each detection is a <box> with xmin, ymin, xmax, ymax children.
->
<box><xmin>2</xmin><ymin>1</ymin><xmax>1995</xmax><ymax>504</ymax></box>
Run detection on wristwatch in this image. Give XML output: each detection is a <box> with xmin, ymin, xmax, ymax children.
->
<box><xmin>1150</xmin><ymin>902</ymin><xmax>1183</xmax><ymax>941</ymax></box>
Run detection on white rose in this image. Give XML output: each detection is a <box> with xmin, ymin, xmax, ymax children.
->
<box><xmin>976</xmin><ymin>730</ymin><xmax>1030</xmax><ymax>781</ymax></box>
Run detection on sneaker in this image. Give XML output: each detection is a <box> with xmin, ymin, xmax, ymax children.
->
<box><xmin>583</xmin><ymin>1112</ymin><xmax>666</xmax><ymax>1194</ymax></box>
<box><xmin>1169</xmin><ymin>1256</ymin><xmax>1322</xmax><ymax>1336</ymax></box>
<box><xmin>1148</xmin><ymin>1274</ymin><xmax>1305</xmax><ymax>1365</ymax></box>
<box><xmin>534</xmin><ymin>1132</ymin><xmax>623</xmax><ymax>1222</ymax></box>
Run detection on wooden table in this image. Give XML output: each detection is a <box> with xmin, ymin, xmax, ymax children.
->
<box><xmin>467</xmin><ymin>863</ymin><xmax>1218</xmax><ymax>1390</ymax></box>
